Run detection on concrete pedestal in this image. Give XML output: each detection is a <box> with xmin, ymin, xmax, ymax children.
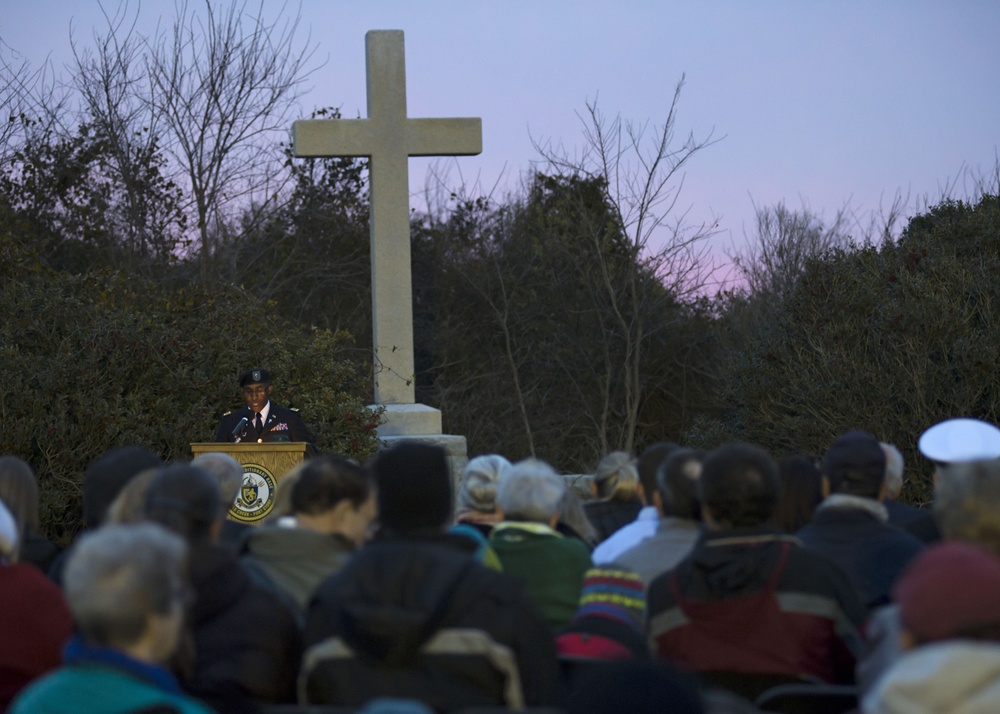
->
<box><xmin>370</xmin><ymin>403</ymin><xmax>469</xmax><ymax>492</ymax></box>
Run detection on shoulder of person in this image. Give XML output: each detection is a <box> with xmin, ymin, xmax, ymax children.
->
<box><xmin>785</xmin><ymin>542</ymin><xmax>865</xmax><ymax>601</ymax></box>
<box><xmin>560</xmin><ymin>533</ymin><xmax>594</xmax><ymax>558</ymax></box>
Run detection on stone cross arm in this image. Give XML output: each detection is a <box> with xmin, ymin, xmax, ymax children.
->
<box><xmin>293</xmin><ymin>117</ymin><xmax>482</xmax><ymax>158</ymax></box>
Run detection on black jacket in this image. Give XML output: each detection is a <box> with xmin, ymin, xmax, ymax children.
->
<box><xmin>583</xmin><ymin>499</ymin><xmax>643</xmax><ymax>544</ymax></box>
<box><xmin>183</xmin><ymin>543</ymin><xmax>302</xmax><ymax>714</ymax></box>
<box><xmin>214</xmin><ymin>402</ymin><xmax>315</xmax><ymax>449</ymax></box>
<box><xmin>302</xmin><ymin>533</ymin><xmax>563</xmax><ymax>711</ymax></box>
<box><xmin>797</xmin><ymin>502</ymin><xmax>924</xmax><ymax>612</ymax></box>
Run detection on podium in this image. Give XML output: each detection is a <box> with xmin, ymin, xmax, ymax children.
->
<box><xmin>190</xmin><ymin>442</ymin><xmax>310</xmax><ymax>525</ymax></box>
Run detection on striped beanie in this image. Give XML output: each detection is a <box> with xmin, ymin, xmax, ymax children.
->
<box><xmin>575</xmin><ymin>565</ymin><xmax>646</xmax><ymax>633</ymax></box>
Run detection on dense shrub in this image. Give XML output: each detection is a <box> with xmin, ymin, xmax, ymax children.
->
<box><xmin>692</xmin><ymin>194</ymin><xmax>1000</xmax><ymax>505</ymax></box>
<box><xmin>0</xmin><ymin>210</ymin><xmax>381</xmax><ymax>543</ymax></box>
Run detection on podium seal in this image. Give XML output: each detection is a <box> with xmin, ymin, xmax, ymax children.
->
<box><xmin>230</xmin><ymin>463</ymin><xmax>277</xmax><ymax>524</ymax></box>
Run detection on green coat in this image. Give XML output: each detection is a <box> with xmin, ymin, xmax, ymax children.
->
<box><xmin>490</xmin><ymin>521</ymin><xmax>592</xmax><ymax>629</ymax></box>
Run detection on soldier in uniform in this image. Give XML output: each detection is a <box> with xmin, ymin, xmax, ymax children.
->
<box><xmin>214</xmin><ymin>369</ymin><xmax>316</xmax><ymax>452</ymax></box>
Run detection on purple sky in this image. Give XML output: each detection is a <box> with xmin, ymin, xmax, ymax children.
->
<box><xmin>3</xmin><ymin>1</ymin><xmax>999</xmax><ymax>285</ymax></box>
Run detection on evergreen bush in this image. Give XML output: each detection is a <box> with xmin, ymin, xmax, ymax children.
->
<box><xmin>0</xmin><ymin>209</ymin><xmax>381</xmax><ymax>543</ymax></box>
<box><xmin>693</xmin><ymin>194</ymin><xmax>1000</xmax><ymax>504</ymax></box>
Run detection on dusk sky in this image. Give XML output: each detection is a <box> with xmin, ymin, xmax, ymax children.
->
<box><xmin>3</xmin><ymin>1</ymin><xmax>998</xmax><ymax>285</ymax></box>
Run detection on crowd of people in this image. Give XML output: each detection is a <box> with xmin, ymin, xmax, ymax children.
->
<box><xmin>2</xmin><ymin>416</ymin><xmax>1000</xmax><ymax>713</ymax></box>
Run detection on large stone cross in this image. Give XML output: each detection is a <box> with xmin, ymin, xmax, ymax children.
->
<box><xmin>293</xmin><ymin>30</ymin><xmax>482</xmax><ymax>407</ymax></box>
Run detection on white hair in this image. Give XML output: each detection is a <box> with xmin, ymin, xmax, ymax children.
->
<box><xmin>880</xmin><ymin>442</ymin><xmax>905</xmax><ymax>498</ymax></box>
<box><xmin>66</xmin><ymin>523</ymin><xmax>187</xmax><ymax>648</ymax></box>
<box><xmin>497</xmin><ymin>459</ymin><xmax>565</xmax><ymax>523</ymax></box>
<box><xmin>458</xmin><ymin>454</ymin><xmax>511</xmax><ymax>512</ymax></box>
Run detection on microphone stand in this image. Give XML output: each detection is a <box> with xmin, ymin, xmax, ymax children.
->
<box><xmin>230</xmin><ymin>416</ymin><xmax>249</xmax><ymax>444</ymax></box>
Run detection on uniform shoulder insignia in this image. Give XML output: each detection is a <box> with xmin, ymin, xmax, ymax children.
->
<box><xmin>223</xmin><ymin>410</ymin><xmax>233</xmax><ymax>416</ymax></box>
<box><xmin>291</xmin><ymin>407</ymin><xmax>301</xmax><ymax>412</ymax></box>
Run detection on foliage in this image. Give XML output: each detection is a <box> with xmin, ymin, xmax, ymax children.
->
<box><xmin>412</xmin><ymin>171</ymin><xmax>721</xmax><ymax>471</ymax></box>
<box><xmin>218</xmin><ymin>113</ymin><xmax>372</xmax><ymax>357</ymax></box>
<box><xmin>731</xmin><ymin>199</ymin><xmax>851</xmax><ymax>301</ymax></box>
<box><xmin>694</xmin><ymin>193</ymin><xmax>1000</xmax><ymax>505</ymax></box>
<box><xmin>0</xmin><ymin>207</ymin><xmax>380</xmax><ymax>544</ymax></box>
<box><xmin>0</xmin><ymin>117</ymin><xmax>186</xmax><ymax>273</ymax></box>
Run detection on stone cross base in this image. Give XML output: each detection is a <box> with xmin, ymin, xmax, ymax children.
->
<box><xmin>373</xmin><ymin>403</ymin><xmax>444</xmax><ymax>436</ymax></box>
<box><xmin>369</xmin><ymin>403</ymin><xmax>469</xmax><ymax>496</ymax></box>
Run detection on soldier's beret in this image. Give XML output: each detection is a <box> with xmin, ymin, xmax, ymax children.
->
<box><xmin>239</xmin><ymin>368</ymin><xmax>273</xmax><ymax>387</ymax></box>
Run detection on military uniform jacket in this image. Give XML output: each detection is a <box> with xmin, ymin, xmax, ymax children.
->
<box><xmin>215</xmin><ymin>403</ymin><xmax>315</xmax><ymax>449</ymax></box>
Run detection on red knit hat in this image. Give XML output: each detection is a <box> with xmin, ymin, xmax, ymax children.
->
<box><xmin>894</xmin><ymin>542</ymin><xmax>1000</xmax><ymax>643</ymax></box>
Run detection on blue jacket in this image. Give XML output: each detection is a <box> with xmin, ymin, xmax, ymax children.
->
<box><xmin>11</xmin><ymin>637</ymin><xmax>214</xmax><ymax>714</ymax></box>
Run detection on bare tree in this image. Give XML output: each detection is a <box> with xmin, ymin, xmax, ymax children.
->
<box><xmin>71</xmin><ymin>4</ymin><xmax>186</xmax><ymax>269</ymax></box>
<box><xmin>530</xmin><ymin>79</ymin><xmax>721</xmax><ymax>455</ymax></box>
<box><xmin>732</xmin><ymin>157</ymin><xmax>1000</xmax><ymax>297</ymax></box>
<box><xmin>144</xmin><ymin>0</ymin><xmax>315</xmax><ymax>282</ymax></box>
<box><xmin>731</xmin><ymin>198</ymin><xmax>852</xmax><ymax>299</ymax></box>
<box><xmin>0</xmin><ymin>39</ymin><xmax>33</xmax><ymax>157</ymax></box>
<box><xmin>0</xmin><ymin>37</ymin><xmax>65</xmax><ymax>161</ymax></box>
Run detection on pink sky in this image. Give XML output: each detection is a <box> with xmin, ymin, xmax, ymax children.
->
<box><xmin>3</xmin><ymin>1</ymin><xmax>999</xmax><ymax>288</ymax></box>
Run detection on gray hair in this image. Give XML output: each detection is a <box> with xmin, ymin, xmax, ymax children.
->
<box><xmin>65</xmin><ymin>523</ymin><xmax>187</xmax><ymax>648</ymax></box>
<box><xmin>558</xmin><ymin>486</ymin><xmax>598</xmax><ymax>545</ymax></box>
<box><xmin>0</xmin><ymin>456</ymin><xmax>40</xmax><ymax>538</ymax></box>
<box><xmin>192</xmin><ymin>452</ymin><xmax>243</xmax><ymax>508</ymax></box>
<box><xmin>497</xmin><ymin>459</ymin><xmax>565</xmax><ymax>523</ymax></box>
<box><xmin>458</xmin><ymin>454</ymin><xmax>511</xmax><ymax>513</ymax></box>
<box><xmin>881</xmin><ymin>442</ymin><xmax>905</xmax><ymax>498</ymax></box>
<box><xmin>592</xmin><ymin>451</ymin><xmax>640</xmax><ymax>502</ymax></box>
<box><xmin>934</xmin><ymin>459</ymin><xmax>1000</xmax><ymax>557</ymax></box>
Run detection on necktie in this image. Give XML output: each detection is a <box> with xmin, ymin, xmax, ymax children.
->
<box><xmin>254</xmin><ymin>412</ymin><xmax>263</xmax><ymax>437</ymax></box>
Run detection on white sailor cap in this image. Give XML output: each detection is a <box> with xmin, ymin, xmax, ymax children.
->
<box><xmin>918</xmin><ymin>418</ymin><xmax>1000</xmax><ymax>463</ymax></box>
<box><xmin>0</xmin><ymin>499</ymin><xmax>18</xmax><ymax>560</ymax></box>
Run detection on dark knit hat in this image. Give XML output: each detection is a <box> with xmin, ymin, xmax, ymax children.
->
<box><xmin>83</xmin><ymin>446</ymin><xmax>163</xmax><ymax>528</ymax></box>
<box><xmin>822</xmin><ymin>430</ymin><xmax>886</xmax><ymax>497</ymax></box>
<box><xmin>372</xmin><ymin>441</ymin><xmax>452</xmax><ymax>534</ymax></box>
<box><xmin>894</xmin><ymin>542</ymin><xmax>1000</xmax><ymax>643</ymax></box>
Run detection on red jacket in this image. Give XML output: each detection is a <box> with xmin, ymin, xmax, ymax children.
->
<box><xmin>648</xmin><ymin>528</ymin><xmax>865</xmax><ymax>686</ymax></box>
<box><xmin>0</xmin><ymin>562</ymin><xmax>74</xmax><ymax>708</ymax></box>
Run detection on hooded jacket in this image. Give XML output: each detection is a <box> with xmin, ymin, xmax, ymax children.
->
<box><xmin>648</xmin><ymin>526</ymin><xmax>865</xmax><ymax>686</ymax></box>
<box><xmin>301</xmin><ymin>533</ymin><xmax>562</xmax><ymax>711</ymax></box>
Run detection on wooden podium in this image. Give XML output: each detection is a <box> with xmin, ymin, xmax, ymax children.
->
<box><xmin>190</xmin><ymin>442</ymin><xmax>310</xmax><ymax>525</ymax></box>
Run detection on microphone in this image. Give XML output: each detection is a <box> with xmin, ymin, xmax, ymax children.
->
<box><xmin>230</xmin><ymin>416</ymin><xmax>249</xmax><ymax>442</ymax></box>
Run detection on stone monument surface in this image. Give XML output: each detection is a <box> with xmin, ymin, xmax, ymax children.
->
<box><xmin>293</xmin><ymin>30</ymin><xmax>479</xmax><ymax>475</ymax></box>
